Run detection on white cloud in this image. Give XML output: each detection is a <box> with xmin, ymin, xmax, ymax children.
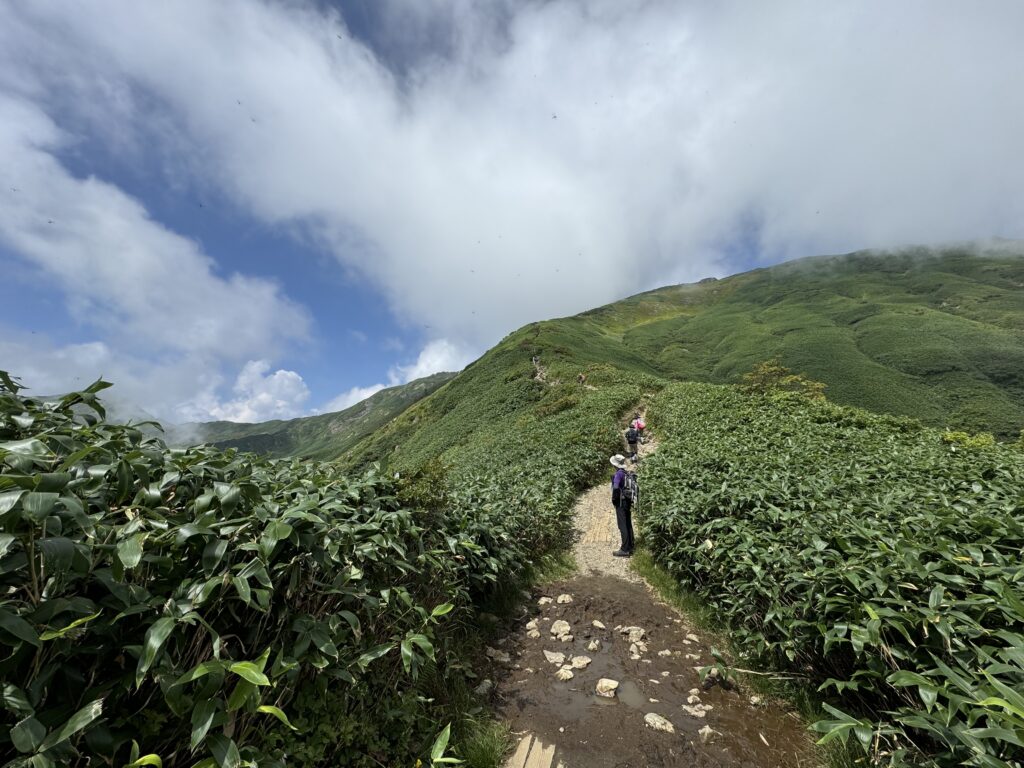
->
<box><xmin>2</xmin><ymin>1</ymin><xmax>1023</xmax><ymax>418</ymax></box>
<box><xmin>321</xmin><ymin>337</ymin><xmax>473</xmax><ymax>413</ymax></box>
<box><xmin>322</xmin><ymin>383</ymin><xmax>387</xmax><ymax>413</ymax></box>
<box><xmin>389</xmin><ymin>339</ymin><xmax>474</xmax><ymax>383</ymax></box>
<box><xmin>186</xmin><ymin>360</ymin><xmax>310</xmax><ymax>423</ymax></box>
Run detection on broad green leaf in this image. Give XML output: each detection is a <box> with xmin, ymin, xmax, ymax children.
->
<box><xmin>257</xmin><ymin>705</ymin><xmax>298</xmax><ymax>730</ymax></box>
<box><xmin>1</xmin><ymin>684</ymin><xmax>34</xmax><ymax>716</ymax></box>
<box><xmin>22</xmin><ymin>492</ymin><xmax>58</xmax><ymax>521</ymax></box>
<box><xmin>202</xmin><ymin>539</ymin><xmax>228</xmax><ymax>574</ymax></box>
<box><xmin>227</xmin><ymin>661</ymin><xmax>270</xmax><ymax>686</ymax></box>
<box><xmin>0</xmin><ymin>606</ymin><xmax>40</xmax><ymax>647</ymax></box>
<box><xmin>37</xmin><ymin>699</ymin><xmax>103</xmax><ymax>751</ymax></box>
<box><xmin>136</xmin><ymin>617</ymin><xmax>175</xmax><ymax>687</ymax></box>
<box><xmin>126</xmin><ymin>756</ymin><xmax>163</xmax><ymax>768</ymax></box>
<box><xmin>430</xmin><ymin>723</ymin><xmax>452</xmax><ymax>763</ymax></box>
<box><xmin>0</xmin><ymin>490</ymin><xmax>25</xmax><ymax>514</ymax></box>
<box><xmin>430</xmin><ymin>603</ymin><xmax>454</xmax><ymax>618</ymax></box>
<box><xmin>206</xmin><ymin>734</ymin><xmax>241</xmax><ymax>768</ymax></box>
<box><xmin>357</xmin><ymin>643</ymin><xmax>394</xmax><ymax>669</ymax></box>
<box><xmin>117</xmin><ymin>534</ymin><xmax>146</xmax><ymax>569</ymax></box>
<box><xmin>190</xmin><ymin>698</ymin><xmax>218</xmax><ymax>750</ymax></box>
<box><xmin>11</xmin><ymin>716</ymin><xmax>45</xmax><ymax>753</ymax></box>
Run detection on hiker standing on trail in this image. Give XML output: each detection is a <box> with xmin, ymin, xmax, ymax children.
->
<box><xmin>631</xmin><ymin>413</ymin><xmax>646</xmax><ymax>444</ymax></box>
<box><xmin>625</xmin><ymin>422</ymin><xmax>639</xmax><ymax>461</ymax></box>
<box><xmin>610</xmin><ymin>454</ymin><xmax>635</xmax><ymax>557</ymax></box>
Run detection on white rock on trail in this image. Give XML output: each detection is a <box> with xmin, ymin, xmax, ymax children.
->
<box><xmin>555</xmin><ymin>666</ymin><xmax>575</xmax><ymax>682</ymax></box>
<box><xmin>557</xmin><ymin>594</ymin><xmax>574</xmax><ymax>604</ymax></box>
<box><xmin>538</xmin><ymin>597</ymin><xmax>554</xmax><ymax>606</ymax></box>
<box><xmin>644</xmin><ymin>713</ymin><xmax>675</xmax><ymax>734</ymax></box>
<box><xmin>525</xmin><ymin>619</ymin><xmax>538</xmax><ymax>631</ymax></box>
<box><xmin>750</xmin><ymin>694</ymin><xmax>764</xmax><ymax>706</ymax></box>
<box><xmin>685</xmin><ymin>653</ymin><xmax>701</xmax><ymax>661</ymax></box>
<box><xmin>686</xmin><ymin>633</ymin><xmax>699</xmax><ymax>643</ymax></box>
<box><xmin>570</xmin><ymin>655</ymin><xmax>592</xmax><ymax>669</ymax></box>
<box><xmin>595</xmin><ymin>678</ymin><xmax>619</xmax><ymax>698</ymax></box>
<box><xmin>657</xmin><ymin>649</ymin><xmax>672</xmax><ymax>657</ymax></box>
<box><xmin>586</xmin><ymin>639</ymin><xmax>601</xmax><ymax>652</ymax></box>
<box><xmin>550</xmin><ymin>620</ymin><xmax>571</xmax><ymax>637</ymax></box>
<box><xmin>543</xmin><ymin>650</ymin><xmax>566</xmax><ymax>666</ymax></box>
<box><xmin>689</xmin><ymin>688</ymin><xmax>701</xmax><ymax>696</ymax></box>
<box><xmin>687</xmin><ymin>694</ymin><xmax>701</xmax><ymax>705</ymax></box>
<box><xmin>527</xmin><ymin>629</ymin><xmax>541</xmax><ymax>639</ymax></box>
<box><xmin>592</xmin><ymin>620</ymin><xmax>606</xmax><ymax>630</ymax></box>
<box><xmin>660</xmin><ymin>671</ymin><xmax>670</xmax><ymax>677</ymax></box>
<box><xmin>559</xmin><ymin>634</ymin><xmax>574</xmax><ymax>643</ymax></box>
<box><xmin>682</xmin><ymin>705</ymin><xmax>708</xmax><ymax>718</ymax></box>
<box><xmin>698</xmin><ymin>725</ymin><xmax>720</xmax><ymax>744</ymax></box>
<box><xmin>620</xmin><ymin>626</ymin><xmax>646</xmax><ymax>643</ymax></box>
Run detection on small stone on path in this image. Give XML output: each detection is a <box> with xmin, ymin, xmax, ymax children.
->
<box><xmin>586</xmin><ymin>639</ymin><xmax>601</xmax><ymax>651</ymax></box>
<box><xmin>525</xmin><ymin>619</ymin><xmax>538</xmax><ymax>631</ymax></box>
<box><xmin>570</xmin><ymin>655</ymin><xmax>592</xmax><ymax>669</ymax></box>
<box><xmin>657</xmin><ymin>649</ymin><xmax>672</xmax><ymax>657</ymax></box>
<box><xmin>595</xmin><ymin>678</ymin><xmax>619</xmax><ymax>697</ymax></box>
<box><xmin>557</xmin><ymin>594</ymin><xmax>573</xmax><ymax>604</ymax></box>
<box><xmin>538</xmin><ymin>597</ymin><xmax>553</xmax><ymax>606</ymax></box>
<box><xmin>698</xmin><ymin>725</ymin><xmax>720</xmax><ymax>744</ymax></box>
<box><xmin>527</xmin><ymin>629</ymin><xmax>541</xmax><ymax>639</ymax></box>
<box><xmin>555</xmin><ymin>666</ymin><xmax>575</xmax><ymax>681</ymax></box>
<box><xmin>550</xmin><ymin>620</ymin><xmax>571</xmax><ymax>637</ymax></box>
<box><xmin>592</xmin><ymin>620</ymin><xmax>606</xmax><ymax>630</ymax></box>
<box><xmin>543</xmin><ymin>650</ymin><xmax>565</xmax><ymax>665</ymax></box>
<box><xmin>644</xmin><ymin>713</ymin><xmax>675</xmax><ymax>734</ymax></box>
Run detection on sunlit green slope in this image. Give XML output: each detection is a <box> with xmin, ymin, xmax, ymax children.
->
<box><xmin>346</xmin><ymin>245</ymin><xmax>1024</xmax><ymax>472</ymax></box>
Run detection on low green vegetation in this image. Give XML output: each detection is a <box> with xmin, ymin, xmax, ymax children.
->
<box><xmin>182</xmin><ymin>372</ymin><xmax>455</xmax><ymax>461</ymax></box>
<box><xmin>640</xmin><ymin>381</ymin><xmax>1024</xmax><ymax>766</ymax></box>
<box><xmin>0</xmin><ymin>373</ymin><xmax>577</xmax><ymax>767</ymax></box>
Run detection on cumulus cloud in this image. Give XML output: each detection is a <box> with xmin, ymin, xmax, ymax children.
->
<box><xmin>1</xmin><ymin>1</ymin><xmax>1023</xmax><ymax>418</ymax></box>
<box><xmin>322</xmin><ymin>384</ymin><xmax>388</xmax><ymax>413</ymax></box>
<box><xmin>322</xmin><ymin>337</ymin><xmax>473</xmax><ymax>413</ymax></box>
<box><xmin>184</xmin><ymin>360</ymin><xmax>310</xmax><ymax>423</ymax></box>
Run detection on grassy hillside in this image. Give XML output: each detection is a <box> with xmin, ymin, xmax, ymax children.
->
<box><xmin>186</xmin><ymin>372</ymin><xmax>455</xmax><ymax>460</ymax></box>
<box><xmin>346</xmin><ymin>246</ymin><xmax>1024</xmax><ymax>474</ymax></box>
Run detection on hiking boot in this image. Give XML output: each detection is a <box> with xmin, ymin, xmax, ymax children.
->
<box><xmin>612</xmin><ymin>549</ymin><xmax>629</xmax><ymax>557</ymax></box>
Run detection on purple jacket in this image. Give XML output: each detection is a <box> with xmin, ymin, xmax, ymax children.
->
<box><xmin>612</xmin><ymin>468</ymin><xmax>626</xmax><ymax>490</ymax></box>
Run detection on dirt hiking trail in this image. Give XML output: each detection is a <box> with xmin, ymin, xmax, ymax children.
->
<box><xmin>486</xmin><ymin>424</ymin><xmax>816</xmax><ymax>768</ymax></box>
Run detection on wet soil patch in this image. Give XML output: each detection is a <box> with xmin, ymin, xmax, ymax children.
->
<box><xmin>491</xmin><ymin>575</ymin><xmax>815</xmax><ymax>768</ymax></box>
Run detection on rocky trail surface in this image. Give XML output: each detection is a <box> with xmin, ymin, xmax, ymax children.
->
<box><xmin>484</xmin><ymin>428</ymin><xmax>816</xmax><ymax>767</ymax></box>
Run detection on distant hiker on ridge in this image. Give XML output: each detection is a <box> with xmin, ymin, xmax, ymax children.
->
<box><xmin>610</xmin><ymin>454</ymin><xmax>636</xmax><ymax>557</ymax></box>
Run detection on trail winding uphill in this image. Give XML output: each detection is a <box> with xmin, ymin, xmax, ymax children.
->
<box><xmin>488</xmin><ymin>425</ymin><xmax>817</xmax><ymax>768</ymax></box>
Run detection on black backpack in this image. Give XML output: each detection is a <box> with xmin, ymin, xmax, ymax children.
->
<box><xmin>626</xmin><ymin>427</ymin><xmax>639</xmax><ymax>443</ymax></box>
<box><xmin>622</xmin><ymin>471</ymin><xmax>639</xmax><ymax>506</ymax></box>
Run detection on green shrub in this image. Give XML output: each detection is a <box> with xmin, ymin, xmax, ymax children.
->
<box><xmin>642</xmin><ymin>382</ymin><xmax>1024</xmax><ymax>767</ymax></box>
<box><xmin>0</xmin><ymin>374</ymin><xmax>567</xmax><ymax>766</ymax></box>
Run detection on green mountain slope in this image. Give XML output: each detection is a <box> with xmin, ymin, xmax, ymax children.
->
<box><xmin>346</xmin><ymin>245</ymin><xmax>1023</xmax><ymax>472</ymax></box>
<box><xmin>186</xmin><ymin>372</ymin><xmax>456</xmax><ymax>460</ymax></box>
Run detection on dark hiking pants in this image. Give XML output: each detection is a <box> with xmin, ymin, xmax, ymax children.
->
<box><xmin>615</xmin><ymin>500</ymin><xmax>635</xmax><ymax>553</ymax></box>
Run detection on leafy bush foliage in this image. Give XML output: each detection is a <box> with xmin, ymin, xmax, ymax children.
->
<box><xmin>641</xmin><ymin>383</ymin><xmax>1024</xmax><ymax>766</ymax></box>
<box><xmin>740</xmin><ymin>359</ymin><xmax>826</xmax><ymax>400</ymax></box>
<box><xmin>0</xmin><ymin>374</ymin><xmax>565</xmax><ymax>767</ymax></box>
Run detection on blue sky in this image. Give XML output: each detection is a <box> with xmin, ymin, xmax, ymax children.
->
<box><xmin>1</xmin><ymin>1</ymin><xmax>1022</xmax><ymax>423</ymax></box>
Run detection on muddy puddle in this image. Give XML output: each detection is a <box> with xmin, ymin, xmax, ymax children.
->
<box><xmin>490</xmin><ymin>575</ymin><xmax>816</xmax><ymax>768</ymax></box>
